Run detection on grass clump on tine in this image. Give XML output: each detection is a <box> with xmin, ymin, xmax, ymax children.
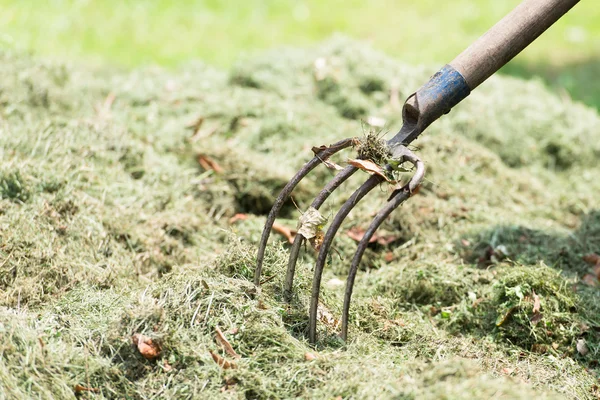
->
<box><xmin>354</xmin><ymin>128</ymin><xmax>390</xmax><ymax>165</ymax></box>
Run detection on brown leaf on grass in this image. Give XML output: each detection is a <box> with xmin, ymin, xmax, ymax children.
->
<box><xmin>594</xmin><ymin>264</ymin><xmax>600</xmax><ymax>279</ymax></box>
<box><xmin>210</xmin><ymin>350</ymin><xmax>237</xmax><ymax>369</ymax></box>
<box><xmin>384</xmin><ymin>251</ymin><xmax>394</xmax><ymax>262</ymax></box>
<box><xmin>304</xmin><ymin>352</ymin><xmax>317</xmax><ymax>361</ymax></box>
<box><xmin>317</xmin><ymin>303</ymin><xmax>340</xmax><ymax>331</ymax></box>
<box><xmin>272</xmin><ymin>222</ymin><xmax>297</xmax><ymax>244</ymax></box>
<box><xmin>131</xmin><ymin>334</ymin><xmax>161</xmax><ymax>360</ymax></box>
<box><xmin>582</xmin><ymin>274</ymin><xmax>599</xmax><ymax>287</ymax></box>
<box><xmin>532</xmin><ymin>291</ymin><xmax>541</xmax><ymax>313</ymax></box>
<box><xmin>197</xmin><ymin>154</ymin><xmax>223</xmax><ymax>173</ymax></box>
<box><xmin>221</xmin><ymin>376</ymin><xmax>239</xmax><ymax>392</ymax></box>
<box><xmin>583</xmin><ymin>253</ymin><xmax>600</xmax><ymax>266</ymax></box>
<box><xmin>347</xmin><ymin>158</ymin><xmax>393</xmax><ymax>182</ymax></box>
<box><xmin>228</xmin><ymin>213</ymin><xmax>249</xmax><ymax>224</ymax></box>
<box><xmin>346</xmin><ymin>226</ymin><xmax>399</xmax><ymax>246</ymax></box>
<box><xmin>215</xmin><ymin>326</ymin><xmax>240</xmax><ymax>359</ymax></box>
<box><xmin>257</xmin><ymin>300</ymin><xmax>268</xmax><ymax>310</ymax></box>
<box><xmin>347</xmin><ymin>227</ymin><xmax>377</xmax><ymax>243</ymax></box>
<box><xmin>530</xmin><ymin>312</ymin><xmax>543</xmax><ymax>325</ymax></box>
<box><xmin>74</xmin><ymin>385</ymin><xmax>100</xmax><ymax>394</ymax></box>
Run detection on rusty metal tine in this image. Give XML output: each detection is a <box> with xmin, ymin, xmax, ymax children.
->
<box><xmin>284</xmin><ymin>165</ymin><xmax>358</xmax><ymax>302</ymax></box>
<box><xmin>308</xmin><ymin>175</ymin><xmax>383</xmax><ymax>344</ymax></box>
<box><xmin>340</xmin><ymin>188</ymin><xmax>411</xmax><ymax>341</ymax></box>
<box><xmin>254</xmin><ymin>138</ymin><xmax>354</xmax><ymax>286</ymax></box>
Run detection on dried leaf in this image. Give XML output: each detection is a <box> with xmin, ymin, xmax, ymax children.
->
<box><xmin>74</xmin><ymin>384</ymin><xmax>100</xmax><ymax>394</ymax></box>
<box><xmin>501</xmin><ymin>367</ymin><xmax>514</xmax><ymax>375</ymax></box>
<box><xmin>131</xmin><ymin>333</ymin><xmax>161</xmax><ymax>360</ymax></box>
<box><xmin>215</xmin><ymin>326</ymin><xmax>240</xmax><ymax>359</ymax></box>
<box><xmin>532</xmin><ymin>291</ymin><xmax>541</xmax><ymax>313</ymax></box>
<box><xmin>272</xmin><ymin>222</ymin><xmax>297</xmax><ymax>244</ymax></box>
<box><xmin>583</xmin><ymin>253</ymin><xmax>600</xmax><ymax>266</ymax></box>
<box><xmin>210</xmin><ymin>350</ymin><xmax>237</xmax><ymax>369</ymax></box>
<box><xmin>304</xmin><ymin>352</ymin><xmax>317</xmax><ymax>361</ymax></box>
<box><xmin>347</xmin><ymin>227</ymin><xmax>377</xmax><ymax>243</ymax></box>
<box><xmin>347</xmin><ymin>158</ymin><xmax>393</xmax><ymax>182</ymax></box>
<box><xmin>311</xmin><ymin>145</ymin><xmax>343</xmax><ymax>170</ymax></box>
<box><xmin>228</xmin><ymin>327</ymin><xmax>239</xmax><ymax>335</ymax></box>
<box><xmin>197</xmin><ymin>154</ymin><xmax>223</xmax><ymax>173</ymax></box>
<box><xmin>530</xmin><ymin>312</ymin><xmax>543</xmax><ymax>325</ymax></box>
<box><xmin>297</xmin><ymin>207</ymin><xmax>327</xmax><ymax>240</ymax></box>
<box><xmin>311</xmin><ymin>145</ymin><xmax>328</xmax><ymax>154</ymax></box>
<box><xmin>384</xmin><ymin>251</ymin><xmax>394</xmax><ymax>262</ymax></box>
<box><xmin>582</xmin><ymin>274</ymin><xmax>599</xmax><ymax>287</ymax></box>
<box><xmin>346</xmin><ymin>226</ymin><xmax>398</xmax><ymax>246</ymax></box>
<box><xmin>317</xmin><ymin>302</ymin><xmax>340</xmax><ymax>331</ymax></box>
<box><xmin>257</xmin><ymin>300</ymin><xmax>268</xmax><ymax>310</ymax></box>
<box><xmin>228</xmin><ymin>213</ymin><xmax>249</xmax><ymax>224</ymax></box>
<box><xmin>309</xmin><ymin>230</ymin><xmax>325</xmax><ymax>251</ymax></box>
<box><xmin>221</xmin><ymin>376</ymin><xmax>239</xmax><ymax>392</ymax></box>
<box><xmin>322</xmin><ymin>159</ymin><xmax>344</xmax><ymax>171</ymax></box>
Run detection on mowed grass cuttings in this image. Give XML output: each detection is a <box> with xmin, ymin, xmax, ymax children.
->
<box><xmin>1</xmin><ymin>37</ymin><xmax>600</xmax><ymax>398</ymax></box>
<box><xmin>2</xmin><ymin>0</ymin><xmax>600</xmax><ymax>110</ymax></box>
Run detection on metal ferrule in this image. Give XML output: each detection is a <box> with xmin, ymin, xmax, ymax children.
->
<box><xmin>389</xmin><ymin>64</ymin><xmax>471</xmax><ymax>146</ymax></box>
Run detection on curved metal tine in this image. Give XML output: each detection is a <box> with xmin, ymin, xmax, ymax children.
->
<box><xmin>284</xmin><ymin>166</ymin><xmax>358</xmax><ymax>302</ymax></box>
<box><xmin>341</xmin><ymin>149</ymin><xmax>424</xmax><ymax>340</ymax></box>
<box><xmin>254</xmin><ymin>138</ymin><xmax>354</xmax><ymax>286</ymax></box>
<box><xmin>340</xmin><ymin>189</ymin><xmax>411</xmax><ymax>341</ymax></box>
<box><xmin>308</xmin><ymin>175</ymin><xmax>383</xmax><ymax>344</ymax></box>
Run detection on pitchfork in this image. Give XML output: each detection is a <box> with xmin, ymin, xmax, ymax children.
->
<box><xmin>254</xmin><ymin>0</ymin><xmax>579</xmax><ymax>344</ymax></box>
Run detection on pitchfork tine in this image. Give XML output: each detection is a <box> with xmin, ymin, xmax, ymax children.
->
<box><xmin>284</xmin><ymin>165</ymin><xmax>358</xmax><ymax>302</ymax></box>
<box><xmin>254</xmin><ymin>138</ymin><xmax>354</xmax><ymax>286</ymax></box>
<box><xmin>308</xmin><ymin>174</ymin><xmax>383</xmax><ymax>344</ymax></box>
<box><xmin>341</xmin><ymin>155</ymin><xmax>424</xmax><ymax>340</ymax></box>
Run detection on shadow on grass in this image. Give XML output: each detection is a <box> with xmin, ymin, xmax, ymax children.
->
<box><xmin>462</xmin><ymin>209</ymin><xmax>600</xmax><ymax>275</ymax></box>
<box><xmin>502</xmin><ymin>57</ymin><xmax>600</xmax><ymax>110</ymax></box>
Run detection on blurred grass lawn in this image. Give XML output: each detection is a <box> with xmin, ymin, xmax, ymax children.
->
<box><xmin>1</xmin><ymin>0</ymin><xmax>599</xmax><ymax>108</ymax></box>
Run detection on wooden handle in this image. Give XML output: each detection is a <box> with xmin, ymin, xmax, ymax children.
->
<box><xmin>450</xmin><ymin>0</ymin><xmax>579</xmax><ymax>90</ymax></box>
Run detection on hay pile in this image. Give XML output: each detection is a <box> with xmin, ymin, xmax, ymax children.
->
<box><xmin>0</xmin><ymin>37</ymin><xmax>599</xmax><ymax>399</ymax></box>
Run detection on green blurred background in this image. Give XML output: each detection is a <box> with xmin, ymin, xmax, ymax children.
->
<box><xmin>1</xmin><ymin>0</ymin><xmax>598</xmax><ymax>108</ymax></box>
